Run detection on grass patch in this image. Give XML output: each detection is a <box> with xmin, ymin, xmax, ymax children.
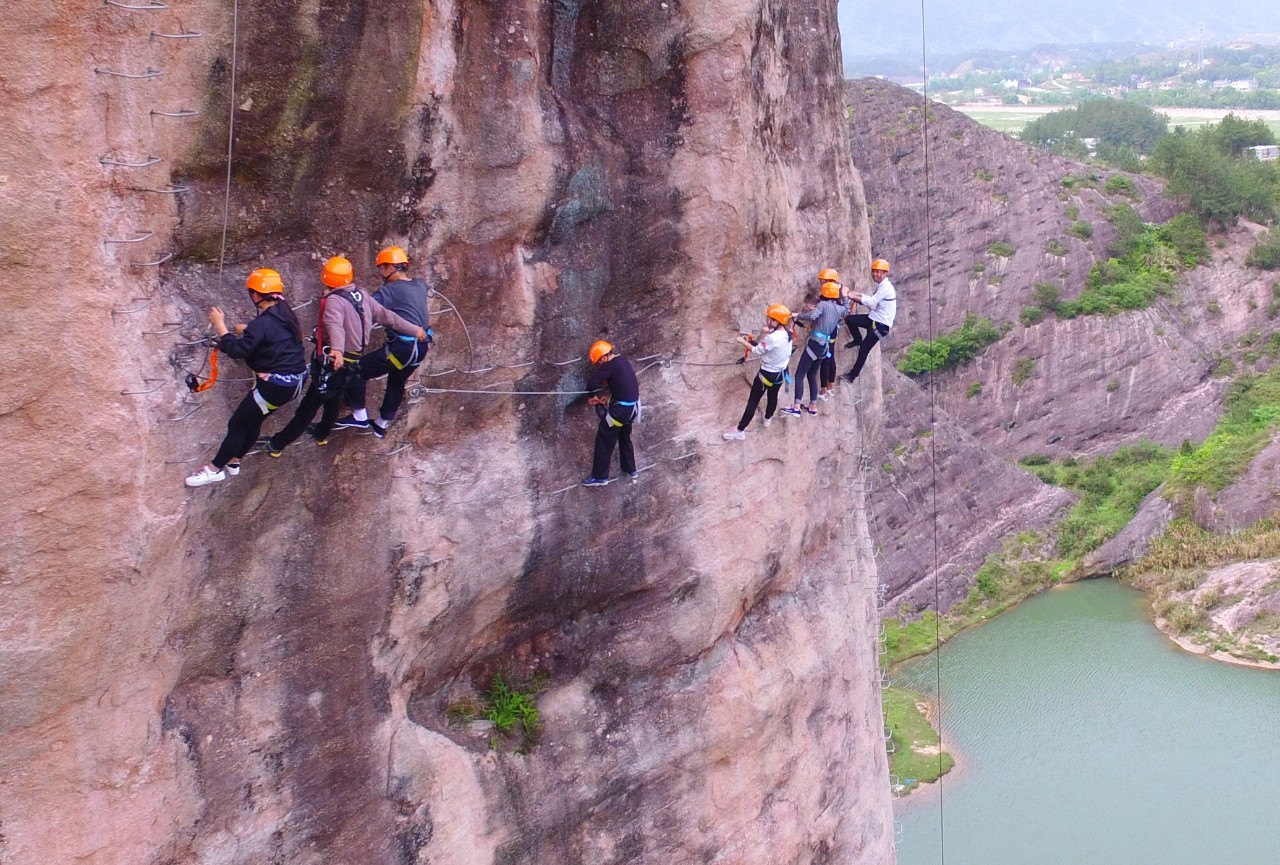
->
<box><xmin>1067</xmin><ymin>220</ymin><xmax>1094</xmax><ymax>240</ymax></box>
<box><xmin>884</xmin><ymin>686</ymin><xmax>954</xmax><ymax>795</ymax></box>
<box><xmin>1044</xmin><ymin>239</ymin><xmax>1069</xmax><ymax>257</ymax></box>
<box><xmin>1105</xmin><ymin>175</ymin><xmax>1138</xmax><ymax>198</ymax></box>
<box><xmin>447</xmin><ymin>671</ymin><xmax>547</xmax><ymax>750</ymax></box>
<box><xmin>1168</xmin><ymin>367</ymin><xmax>1280</xmax><ymax>494</ymax></box>
<box><xmin>1247</xmin><ymin>230</ymin><xmax>1280</xmax><ymax>270</ymax></box>
<box><xmin>988</xmin><ymin>240</ymin><xmax>1017</xmax><ymax>258</ymax></box>
<box><xmin>1011</xmin><ymin>357</ymin><xmax>1036</xmax><ymax>386</ymax></box>
<box><xmin>898</xmin><ymin>314</ymin><xmax>1002</xmax><ymax>376</ymax></box>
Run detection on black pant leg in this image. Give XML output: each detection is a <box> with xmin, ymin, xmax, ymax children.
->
<box><xmin>591</xmin><ymin>419</ymin><xmax>620</xmax><ymax>479</ymax></box>
<box><xmin>846</xmin><ymin>329</ymin><xmax>881</xmax><ymax>381</ymax></box>
<box><xmin>804</xmin><ymin>358</ymin><xmax>820</xmax><ymax>402</ymax></box>
<box><xmin>314</xmin><ymin>370</ymin><xmax>349</xmax><ymax>440</ymax></box>
<box><xmin>764</xmin><ymin>378</ymin><xmax>782</xmax><ymax>419</ymax></box>
<box><xmin>381</xmin><ymin>363</ymin><xmax>416</xmax><ymax>421</ymax></box>
<box><xmin>348</xmin><ymin>346</ymin><xmax>395</xmax><ymax>412</ymax></box>
<box><xmin>737</xmin><ymin>374</ymin><xmax>767</xmax><ymax>430</ymax></box>
<box><xmin>793</xmin><ymin>349</ymin><xmax>815</xmax><ymax>403</ymax></box>
<box><xmin>212</xmin><ymin>389</ymin><xmax>265</xmax><ymax>468</ymax></box>
<box><xmin>272</xmin><ymin>381</ymin><xmax>324</xmax><ymax>449</ymax></box>
<box><xmin>617</xmin><ymin>423</ymin><xmax>635</xmax><ymax>474</ymax></box>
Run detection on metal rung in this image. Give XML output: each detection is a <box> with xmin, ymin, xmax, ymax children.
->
<box><xmin>100</xmin><ymin>155</ymin><xmax>163</xmax><ymax>168</ymax></box>
<box><xmin>121</xmin><ymin>378</ymin><xmax>165</xmax><ymax>395</ymax></box>
<box><xmin>112</xmin><ymin>298</ymin><xmax>155</xmax><ymax>316</ymax></box>
<box><xmin>150</xmin><ymin>108</ymin><xmax>199</xmax><ymax>118</ymax></box>
<box><xmin>164</xmin><ymin>403</ymin><xmax>203</xmax><ymax>422</ymax></box>
<box><xmin>133</xmin><ymin>185</ymin><xmax>189</xmax><ymax>195</ymax></box>
<box><xmin>94</xmin><ymin>67</ymin><xmax>163</xmax><ymax>79</ymax></box>
<box><xmin>548</xmin><ymin>357</ymin><xmax>582</xmax><ymax>366</ymax></box>
<box><xmin>132</xmin><ymin>252</ymin><xmax>175</xmax><ymax>267</ymax></box>
<box><xmin>104</xmin><ymin>231</ymin><xmax>155</xmax><ymax>245</ymax></box>
<box><xmin>150</xmin><ymin>30</ymin><xmax>202</xmax><ymax>38</ymax></box>
<box><xmin>105</xmin><ymin>0</ymin><xmax>167</xmax><ymax>8</ymax></box>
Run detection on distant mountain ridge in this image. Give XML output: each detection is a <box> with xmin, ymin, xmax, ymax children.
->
<box><xmin>840</xmin><ymin>0</ymin><xmax>1280</xmax><ymax>68</ymax></box>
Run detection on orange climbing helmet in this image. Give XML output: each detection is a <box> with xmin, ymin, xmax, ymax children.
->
<box><xmin>245</xmin><ymin>268</ymin><xmax>284</xmax><ymax>294</ymax></box>
<box><xmin>376</xmin><ymin>246</ymin><xmax>410</xmax><ymax>267</ymax></box>
<box><xmin>589</xmin><ymin>340</ymin><xmax>614</xmax><ymax>364</ymax></box>
<box><xmin>765</xmin><ymin>304</ymin><xmax>791</xmax><ymax>326</ymax></box>
<box><xmin>871</xmin><ymin>258</ymin><xmax>891</xmax><ymax>273</ymax></box>
<box><xmin>322</xmin><ymin>256</ymin><xmax>354</xmax><ymax>288</ymax></box>
<box><xmin>821</xmin><ymin>280</ymin><xmax>841</xmax><ymax>299</ymax></box>
<box><xmin>819</xmin><ymin>267</ymin><xmax>840</xmax><ymax>282</ymax></box>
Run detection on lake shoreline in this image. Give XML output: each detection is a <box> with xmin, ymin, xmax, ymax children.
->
<box><xmin>1158</xmin><ymin>622</ymin><xmax>1280</xmax><ymax>671</ymax></box>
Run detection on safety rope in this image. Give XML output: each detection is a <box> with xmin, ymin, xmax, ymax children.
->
<box><xmin>214</xmin><ymin>0</ymin><xmax>240</xmax><ymax>293</ymax></box>
<box><xmin>919</xmin><ymin>0</ymin><xmax>947</xmax><ymax>859</ymax></box>
<box><xmin>430</xmin><ymin>288</ymin><xmax>474</xmax><ymax>372</ymax></box>
<box><xmin>188</xmin><ymin>346</ymin><xmax>219</xmax><ymax>392</ymax></box>
<box><xmin>414</xmin><ymin>386</ymin><xmax>591</xmax><ymax>397</ymax></box>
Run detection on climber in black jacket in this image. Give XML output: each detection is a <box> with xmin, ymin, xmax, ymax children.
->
<box><xmin>185</xmin><ymin>269</ymin><xmax>307</xmax><ymax>488</ymax></box>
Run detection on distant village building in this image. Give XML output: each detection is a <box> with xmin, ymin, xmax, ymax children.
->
<box><xmin>1248</xmin><ymin>145</ymin><xmax>1279</xmax><ymax>162</ymax></box>
<box><xmin>1229</xmin><ymin>79</ymin><xmax>1259</xmax><ymax>92</ymax></box>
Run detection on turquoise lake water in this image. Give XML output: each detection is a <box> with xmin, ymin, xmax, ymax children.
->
<box><xmin>893</xmin><ymin>579</ymin><xmax>1280</xmax><ymax>865</ymax></box>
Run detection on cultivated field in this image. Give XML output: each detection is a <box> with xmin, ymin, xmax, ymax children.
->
<box><xmin>955</xmin><ymin>104</ymin><xmax>1280</xmax><ymax>138</ymax></box>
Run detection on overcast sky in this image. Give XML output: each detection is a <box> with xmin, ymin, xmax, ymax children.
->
<box><xmin>838</xmin><ymin>0</ymin><xmax>1280</xmax><ymax>64</ymax></box>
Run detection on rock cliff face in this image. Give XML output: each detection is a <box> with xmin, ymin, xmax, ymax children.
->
<box><xmin>1</xmin><ymin>2</ymin><xmax>895</xmax><ymax>865</ymax></box>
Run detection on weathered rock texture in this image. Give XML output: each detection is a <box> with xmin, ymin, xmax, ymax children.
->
<box><xmin>865</xmin><ymin>368</ymin><xmax>1074</xmax><ymax>611</ymax></box>
<box><xmin>1</xmin><ymin>2</ymin><xmax>895</xmax><ymax>865</ymax></box>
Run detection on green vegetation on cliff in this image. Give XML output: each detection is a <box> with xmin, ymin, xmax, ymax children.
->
<box><xmin>1022</xmin><ymin>442</ymin><xmax>1173</xmax><ymax>558</ymax></box>
<box><xmin>1032</xmin><ymin>209</ymin><xmax>1204</xmax><ymax>323</ymax></box>
<box><xmin>1167</xmin><ymin>367</ymin><xmax>1280</xmax><ymax>495</ymax></box>
<box><xmin>897</xmin><ymin>314</ymin><xmax>1002</xmax><ymax>376</ymax></box>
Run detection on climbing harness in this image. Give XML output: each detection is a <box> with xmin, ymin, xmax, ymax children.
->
<box><xmin>599</xmin><ymin>399</ymin><xmax>640</xmax><ymax>428</ymax></box>
<box><xmin>387</xmin><ymin>329</ymin><xmax>430</xmax><ymax>371</ymax></box>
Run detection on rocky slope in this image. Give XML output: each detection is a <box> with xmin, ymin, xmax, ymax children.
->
<box><xmin>1</xmin><ymin>3</ymin><xmax>894</xmax><ymax>865</ymax></box>
<box><xmin>866</xmin><ymin>368</ymin><xmax>1074</xmax><ymax>613</ymax></box>
<box><xmin>845</xmin><ymin>77</ymin><xmax>1280</xmax><ymax>614</ymax></box>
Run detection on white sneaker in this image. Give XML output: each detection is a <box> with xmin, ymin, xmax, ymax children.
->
<box><xmin>225</xmin><ymin>463</ymin><xmax>241</xmax><ymax>476</ymax></box>
<box><xmin>763</xmin><ymin>417</ymin><xmax>772</xmax><ymax>428</ymax></box>
<box><xmin>723</xmin><ymin>429</ymin><xmax>746</xmax><ymax>441</ymax></box>
<box><xmin>185</xmin><ymin>466</ymin><xmax>226</xmax><ymax>487</ymax></box>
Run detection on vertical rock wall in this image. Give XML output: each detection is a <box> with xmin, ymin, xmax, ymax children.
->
<box><xmin>1</xmin><ymin>2</ymin><xmax>893</xmax><ymax>864</ymax></box>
